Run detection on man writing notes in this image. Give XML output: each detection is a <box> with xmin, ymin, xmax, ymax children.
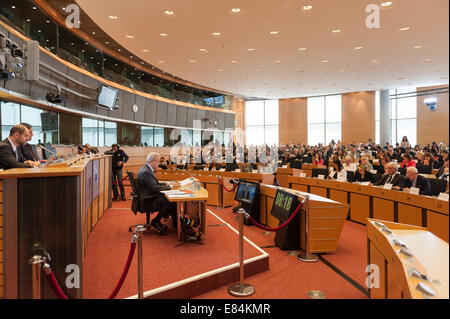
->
<box><xmin>137</xmin><ymin>152</ymin><xmax>180</xmax><ymax>234</ymax></box>
<box><xmin>0</xmin><ymin>124</ymin><xmax>40</xmax><ymax>170</ymax></box>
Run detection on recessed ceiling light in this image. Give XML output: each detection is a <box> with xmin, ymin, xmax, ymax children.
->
<box><xmin>270</xmin><ymin>31</ymin><xmax>279</xmax><ymax>35</ymax></box>
<box><xmin>274</xmin><ymin>60</ymin><xmax>282</xmax><ymax>63</ymax></box>
<box><xmin>321</xmin><ymin>60</ymin><xmax>329</xmax><ymax>63</ymax></box>
<box><xmin>353</xmin><ymin>46</ymin><xmax>363</xmax><ymax>50</ymax></box>
<box><xmin>189</xmin><ymin>60</ymin><xmax>196</xmax><ymax>63</ymax></box>
<box><xmin>26</xmin><ymin>19</ymin><xmax>31</xmax><ymax>22</ymax></box>
<box><xmin>298</xmin><ymin>47</ymin><xmax>307</xmax><ymax>51</ymax></box>
<box><xmin>399</xmin><ymin>27</ymin><xmax>410</xmax><ymax>32</ymax></box>
<box><xmin>125</xmin><ymin>35</ymin><xmax>135</xmax><ymax>39</ymax></box>
<box><xmin>158</xmin><ymin>60</ymin><xmax>165</xmax><ymax>64</ymax></box>
<box><xmin>341</xmin><ymin>69</ymin><xmax>347</xmax><ymax>72</ymax></box>
<box><xmin>381</xmin><ymin>1</ymin><xmax>393</xmax><ymax>7</ymax></box>
<box><xmin>142</xmin><ymin>49</ymin><xmax>149</xmax><ymax>53</ymax></box>
<box><xmin>231</xmin><ymin>8</ymin><xmax>241</xmax><ymax>13</ymax></box>
<box><xmin>302</xmin><ymin>5</ymin><xmax>313</xmax><ymax>11</ymax></box>
<box><xmin>371</xmin><ymin>59</ymin><xmax>379</xmax><ymax>63</ymax></box>
<box><xmin>414</xmin><ymin>45</ymin><xmax>423</xmax><ymax>49</ymax></box>
<box><xmin>248</xmin><ymin>48</ymin><xmax>256</xmax><ymax>51</ymax></box>
<box><xmin>231</xmin><ymin>60</ymin><xmax>238</xmax><ymax>63</ymax></box>
<box><xmin>109</xmin><ymin>15</ymin><xmax>118</xmax><ymax>20</ymax></box>
<box><xmin>164</xmin><ymin>10</ymin><xmax>175</xmax><ymax>15</ymax></box>
<box><xmin>212</xmin><ymin>32</ymin><xmax>221</xmax><ymax>36</ymax></box>
<box><xmin>118</xmin><ymin>49</ymin><xmax>121</xmax><ymax>52</ymax></box>
<box><xmin>92</xmin><ymin>32</ymin><xmax>96</xmax><ymax>35</ymax></box>
<box><xmin>199</xmin><ymin>48</ymin><xmax>208</xmax><ymax>52</ymax></box>
<box><xmin>160</xmin><ymin>33</ymin><xmax>168</xmax><ymax>37</ymax></box>
<box><xmin>218</xmin><ymin>69</ymin><xmax>224</xmax><ymax>72</ymax></box>
<box><xmin>11</xmin><ymin>6</ymin><xmax>15</xmax><ymax>9</ymax></box>
<box><xmin>425</xmin><ymin>58</ymin><xmax>433</xmax><ymax>62</ymax></box>
<box><xmin>332</xmin><ymin>29</ymin><xmax>342</xmax><ymax>33</ymax></box>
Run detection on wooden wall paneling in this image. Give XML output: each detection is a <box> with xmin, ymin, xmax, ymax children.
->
<box><xmin>397</xmin><ymin>204</ymin><xmax>422</xmax><ymax>227</ymax></box>
<box><xmin>278</xmin><ymin>98</ymin><xmax>308</xmax><ymax>145</ymax></box>
<box><xmin>350</xmin><ymin>193</ymin><xmax>370</xmax><ymax>224</ymax></box>
<box><xmin>373</xmin><ymin>198</ymin><xmax>395</xmax><ymax>222</ymax></box>
<box><xmin>427</xmin><ymin>211</ymin><xmax>449</xmax><ymax>242</ymax></box>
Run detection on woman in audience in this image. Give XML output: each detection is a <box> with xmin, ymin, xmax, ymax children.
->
<box><xmin>328</xmin><ymin>159</ymin><xmax>347</xmax><ymax>181</ymax></box>
<box><xmin>313</xmin><ymin>153</ymin><xmax>324</xmax><ymax>165</ymax></box>
<box><xmin>353</xmin><ymin>164</ymin><xmax>374</xmax><ymax>183</ymax></box>
<box><xmin>400</xmin><ymin>153</ymin><xmax>416</xmax><ymax>169</ymax></box>
<box><xmin>400</xmin><ymin>136</ymin><xmax>410</xmax><ymax>149</ymax></box>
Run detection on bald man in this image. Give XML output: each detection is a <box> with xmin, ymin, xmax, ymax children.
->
<box><xmin>401</xmin><ymin>167</ymin><xmax>431</xmax><ymax>196</ymax></box>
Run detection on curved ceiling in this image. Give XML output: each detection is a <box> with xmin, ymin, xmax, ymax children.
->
<box><xmin>75</xmin><ymin>0</ymin><xmax>449</xmax><ymax>99</ymax></box>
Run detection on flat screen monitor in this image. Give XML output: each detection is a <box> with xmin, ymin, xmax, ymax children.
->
<box><xmin>235</xmin><ymin>182</ymin><xmax>257</xmax><ymax>204</ymax></box>
<box><xmin>270</xmin><ymin>189</ymin><xmax>300</xmax><ymax>222</ymax></box>
<box><xmin>42</xmin><ymin>143</ymin><xmax>56</xmax><ymax>160</ymax></box>
<box><xmin>97</xmin><ymin>85</ymin><xmax>119</xmax><ymax>110</ymax></box>
<box><xmin>40</xmin><ymin>112</ymin><xmax>58</xmax><ymax>132</ymax></box>
<box><xmin>204</xmin><ymin>97</ymin><xmax>214</xmax><ymax>106</ymax></box>
<box><xmin>213</xmin><ymin>96</ymin><xmax>224</xmax><ymax>106</ymax></box>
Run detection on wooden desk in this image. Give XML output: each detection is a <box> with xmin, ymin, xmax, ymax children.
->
<box><xmin>258</xmin><ymin>184</ymin><xmax>349</xmax><ymax>253</ymax></box>
<box><xmin>367</xmin><ymin>219</ymin><xmax>448</xmax><ymax>299</ymax></box>
<box><xmin>288</xmin><ymin>176</ymin><xmax>449</xmax><ymax>242</ymax></box>
<box><xmin>0</xmin><ymin>155</ymin><xmax>112</xmax><ymax>299</ymax></box>
<box><xmin>164</xmin><ymin>188</ymin><xmax>208</xmax><ymax>241</ymax></box>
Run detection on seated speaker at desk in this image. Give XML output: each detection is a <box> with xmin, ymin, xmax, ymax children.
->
<box><xmin>271</xmin><ymin>189</ymin><xmax>301</xmax><ymax>250</ymax></box>
<box><xmin>234</xmin><ymin>180</ymin><xmax>260</xmax><ymax>225</ymax></box>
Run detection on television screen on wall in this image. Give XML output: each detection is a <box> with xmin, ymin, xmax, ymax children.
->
<box><xmin>97</xmin><ymin>85</ymin><xmax>119</xmax><ymax>110</ymax></box>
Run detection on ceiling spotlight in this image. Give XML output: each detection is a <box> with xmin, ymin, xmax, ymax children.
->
<box><xmin>381</xmin><ymin>1</ymin><xmax>393</xmax><ymax>7</ymax></box>
<box><xmin>125</xmin><ymin>35</ymin><xmax>135</xmax><ymax>39</ymax></box>
<box><xmin>414</xmin><ymin>45</ymin><xmax>423</xmax><ymax>49</ymax></box>
<box><xmin>274</xmin><ymin>60</ymin><xmax>282</xmax><ymax>63</ymax></box>
<box><xmin>164</xmin><ymin>10</ymin><xmax>175</xmax><ymax>15</ymax></box>
<box><xmin>425</xmin><ymin>58</ymin><xmax>433</xmax><ymax>62</ymax></box>
<box><xmin>270</xmin><ymin>31</ymin><xmax>279</xmax><ymax>35</ymax></box>
<box><xmin>248</xmin><ymin>48</ymin><xmax>256</xmax><ymax>51</ymax></box>
<box><xmin>212</xmin><ymin>32</ymin><xmax>221</xmax><ymax>36</ymax></box>
<box><xmin>231</xmin><ymin>60</ymin><xmax>238</xmax><ymax>63</ymax></box>
<box><xmin>109</xmin><ymin>15</ymin><xmax>118</xmax><ymax>20</ymax></box>
<box><xmin>371</xmin><ymin>59</ymin><xmax>379</xmax><ymax>63</ymax></box>
<box><xmin>302</xmin><ymin>5</ymin><xmax>313</xmax><ymax>11</ymax></box>
<box><xmin>231</xmin><ymin>8</ymin><xmax>241</xmax><ymax>13</ymax></box>
<box><xmin>158</xmin><ymin>60</ymin><xmax>165</xmax><ymax>64</ymax></box>
<box><xmin>321</xmin><ymin>60</ymin><xmax>329</xmax><ymax>63</ymax></box>
<box><xmin>218</xmin><ymin>69</ymin><xmax>224</xmax><ymax>72</ymax></box>
<box><xmin>189</xmin><ymin>60</ymin><xmax>196</xmax><ymax>63</ymax></box>
<box><xmin>142</xmin><ymin>49</ymin><xmax>149</xmax><ymax>53</ymax></box>
<box><xmin>353</xmin><ymin>46</ymin><xmax>363</xmax><ymax>50</ymax></box>
<box><xmin>298</xmin><ymin>47</ymin><xmax>307</xmax><ymax>51</ymax></box>
<box><xmin>332</xmin><ymin>29</ymin><xmax>342</xmax><ymax>33</ymax></box>
<box><xmin>399</xmin><ymin>27</ymin><xmax>410</xmax><ymax>32</ymax></box>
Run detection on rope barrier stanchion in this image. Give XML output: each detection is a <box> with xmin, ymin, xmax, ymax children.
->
<box><xmin>28</xmin><ymin>255</ymin><xmax>46</xmax><ymax>299</ymax></box>
<box><xmin>134</xmin><ymin>225</ymin><xmax>146</xmax><ymax>299</ymax></box>
<box><xmin>42</xmin><ymin>263</ymin><xmax>69</xmax><ymax>299</ymax></box>
<box><xmin>228</xmin><ymin>208</ymin><xmax>255</xmax><ymax>297</ymax></box>
<box><xmin>112</xmin><ymin>174</ymin><xmax>129</xmax><ymax>185</ymax></box>
<box><xmin>219</xmin><ymin>178</ymin><xmax>239</xmax><ymax>192</ymax></box>
<box><xmin>108</xmin><ymin>237</ymin><xmax>137</xmax><ymax>299</ymax></box>
<box><xmin>245</xmin><ymin>201</ymin><xmax>304</xmax><ymax>232</ymax></box>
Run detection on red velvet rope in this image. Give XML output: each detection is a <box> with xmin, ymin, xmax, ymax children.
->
<box><xmin>108</xmin><ymin>242</ymin><xmax>136</xmax><ymax>299</ymax></box>
<box><xmin>219</xmin><ymin>178</ymin><xmax>239</xmax><ymax>192</ymax></box>
<box><xmin>44</xmin><ymin>241</ymin><xmax>137</xmax><ymax>299</ymax></box>
<box><xmin>113</xmin><ymin>174</ymin><xmax>129</xmax><ymax>185</ymax></box>
<box><xmin>245</xmin><ymin>202</ymin><xmax>303</xmax><ymax>232</ymax></box>
<box><xmin>45</xmin><ymin>271</ymin><xmax>69</xmax><ymax>299</ymax></box>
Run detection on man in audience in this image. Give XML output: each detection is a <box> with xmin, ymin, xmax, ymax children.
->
<box><xmin>19</xmin><ymin>123</ymin><xmax>39</xmax><ymax>161</ymax></box>
<box><xmin>373</xmin><ymin>162</ymin><xmax>404</xmax><ymax>188</ymax></box>
<box><xmin>0</xmin><ymin>125</ymin><xmax>40</xmax><ymax>170</ymax></box>
<box><xmin>436</xmin><ymin>158</ymin><xmax>449</xmax><ymax>180</ymax></box>
<box><xmin>401</xmin><ymin>167</ymin><xmax>431</xmax><ymax>196</ymax></box>
<box><xmin>137</xmin><ymin>152</ymin><xmax>180</xmax><ymax>233</ymax></box>
<box><xmin>343</xmin><ymin>156</ymin><xmax>357</xmax><ymax>172</ymax></box>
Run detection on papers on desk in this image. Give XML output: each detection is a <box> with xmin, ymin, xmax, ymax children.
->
<box><xmin>161</xmin><ymin>190</ymin><xmax>195</xmax><ymax>198</ymax></box>
<box><xmin>438</xmin><ymin>193</ymin><xmax>449</xmax><ymax>202</ymax></box>
<box><xmin>179</xmin><ymin>177</ymin><xmax>196</xmax><ymax>187</ymax></box>
<box><xmin>383</xmin><ymin>183</ymin><xmax>393</xmax><ymax>190</ymax></box>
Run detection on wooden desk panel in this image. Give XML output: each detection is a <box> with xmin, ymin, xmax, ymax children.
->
<box><xmin>369</xmin><ymin>241</ymin><xmax>387</xmax><ymax>299</ymax></box>
<box><xmin>350</xmin><ymin>193</ymin><xmax>371</xmax><ymax>225</ymax></box>
<box><xmin>427</xmin><ymin>211</ymin><xmax>449</xmax><ymax>242</ymax></box>
<box><xmin>373</xmin><ymin>198</ymin><xmax>394</xmax><ymax>222</ymax></box>
<box><xmin>398</xmin><ymin>204</ymin><xmax>422</xmax><ymax>227</ymax></box>
<box><xmin>310</xmin><ymin>186</ymin><xmax>328</xmax><ymax>198</ymax></box>
<box><xmin>329</xmin><ymin>189</ymin><xmax>348</xmax><ymax>205</ymax></box>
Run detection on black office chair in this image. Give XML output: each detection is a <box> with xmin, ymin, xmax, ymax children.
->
<box><xmin>127</xmin><ymin>171</ymin><xmax>158</xmax><ymax>233</ymax></box>
<box><xmin>226</xmin><ymin>163</ymin><xmax>238</xmax><ymax>171</ymax></box>
<box><xmin>428</xmin><ymin>178</ymin><xmax>448</xmax><ymax>196</ymax></box>
<box><xmin>290</xmin><ymin>160</ymin><xmax>302</xmax><ymax>169</ymax></box>
<box><xmin>373</xmin><ymin>173</ymin><xmax>383</xmax><ymax>184</ymax></box>
<box><xmin>194</xmin><ymin>165</ymin><xmax>204</xmax><ymax>170</ymax></box>
<box><xmin>417</xmin><ymin>165</ymin><xmax>432</xmax><ymax>175</ymax></box>
<box><xmin>398</xmin><ymin>168</ymin><xmax>407</xmax><ymax>175</ymax></box>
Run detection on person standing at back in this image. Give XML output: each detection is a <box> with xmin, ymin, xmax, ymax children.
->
<box><xmin>111</xmin><ymin>144</ymin><xmax>129</xmax><ymax>201</ymax></box>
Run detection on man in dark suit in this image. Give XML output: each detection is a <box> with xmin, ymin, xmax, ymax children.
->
<box><xmin>435</xmin><ymin>158</ymin><xmax>449</xmax><ymax>180</ymax></box>
<box><xmin>0</xmin><ymin>125</ymin><xmax>40</xmax><ymax>170</ymax></box>
<box><xmin>373</xmin><ymin>162</ymin><xmax>404</xmax><ymax>188</ymax></box>
<box><xmin>401</xmin><ymin>167</ymin><xmax>431</xmax><ymax>196</ymax></box>
<box><xmin>18</xmin><ymin>123</ymin><xmax>39</xmax><ymax>161</ymax></box>
<box><xmin>137</xmin><ymin>152</ymin><xmax>180</xmax><ymax>233</ymax></box>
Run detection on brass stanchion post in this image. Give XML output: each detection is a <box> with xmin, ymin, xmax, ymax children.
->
<box><xmin>134</xmin><ymin>225</ymin><xmax>146</xmax><ymax>299</ymax></box>
<box><xmin>228</xmin><ymin>208</ymin><xmax>255</xmax><ymax>297</ymax></box>
<box><xmin>28</xmin><ymin>255</ymin><xmax>46</xmax><ymax>299</ymax></box>
<box><xmin>298</xmin><ymin>195</ymin><xmax>319</xmax><ymax>262</ymax></box>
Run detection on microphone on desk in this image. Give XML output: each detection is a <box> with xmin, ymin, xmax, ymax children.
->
<box><xmin>37</xmin><ymin>144</ymin><xmax>58</xmax><ymax>158</ymax></box>
<box><xmin>229</xmin><ymin>178</ymin><xmax>240</xmax><ymax>184</ymax></box>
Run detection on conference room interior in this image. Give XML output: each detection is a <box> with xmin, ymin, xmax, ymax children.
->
<box><xmin>0</xmin><ymin>0</ymin><xmax>448</xmax><ymax>301</ymax></box>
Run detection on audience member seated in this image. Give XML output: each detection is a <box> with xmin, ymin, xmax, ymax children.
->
<box><xmin>435</xmin><ymin>158</ymin><xmax>449</xmax><ymax>180</ymax></box>
<box><xmin>373</xmin><ymin>162</ymin><xmax>404</xmax><ymax>188</ymax></box>
<box><xmin>159</xmin><ymin>157</ymin><xmax>169</xmax><ymax>170</ymax></box>
<box><xmin>400</xmin><ymin>153</ymin><xmax>416</xmax><ymax>169</ymax></box>
<box><xmin>313</xmin><ymin>153</ymin><xmax>324</xmax><ymax>165</ymax></box>
<box><xmin>343</xmin><ymin>156</ymin><xmax>357</xmax><ymax>172</ymax></box>
<box><xmin>360</xmin><ymin>156</ymin><xmax>373</xmax><ymax>172</ymax></box>
<box><xmin>328</xmin><ymin>159</ymin><xmax>347</xmax><ymax>181</ymax></box>
<box><xmin>399</xmin><ymin>167</ymin><xmax>431</xmax><ymax>196</ymax></box>
<box><xmin>353</xmin><ymin>164</ymin><xmax>374</xmax><ymax>183</ymax></box>
<box><xmin>0</xmin><ymin>125</ymin><xmax>40</xmax><ymax>170</ymax></box>
<box><xmin>18</xmin><ymin>123</ymin><xmax>39</xmax><ymax>161</ymax></box>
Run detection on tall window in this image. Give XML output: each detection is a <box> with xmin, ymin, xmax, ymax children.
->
<box><xmin>104</xmin><ymin>121</ymin><xmax>117</xmax><ymax>146</ymax></box>
<box><xmin>307</xmin><ymin>95</ymin><xmax>341</xmax><ymax>145</ymax></box>
<box><xmin>82</xmin><ymin>118</ymin><xmax>100</xmax><ymax>146</ymax></box>
<box><xmin>245</xmin><ymin>100</ymin><xmax>279</xmax><ymax>146</ymax></box>
<box><xmin>375</xmin><ymin>91</ymin><xmax>380</xmax><ymax>144</ymax></box>
<box><xmin>390</xmin><ymin>87</ymin><xmax>417</xmax><ymax>147</ymax></box>
<box><xmin>141</xmin><ymin>126</ymin><xmax>154</xmax><ymax>146</ymax></box>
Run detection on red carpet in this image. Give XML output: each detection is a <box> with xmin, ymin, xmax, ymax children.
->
<box><xmin>82</xmin><ymin>190</ymin><xmax>267</xmax><ymax>299</ymax></box>
<box><xmin>195</xmin><ymin>207</ymin><xmax>368</xmax><ymax>299</ymax></box>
